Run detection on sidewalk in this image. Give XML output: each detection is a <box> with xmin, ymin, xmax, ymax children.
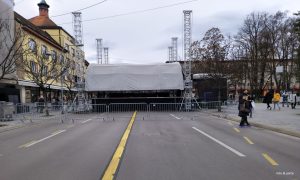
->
<box><xmin>209</xmin><ymin>102</ymin><xmax>300</xmax><ymax>138</ymax></box>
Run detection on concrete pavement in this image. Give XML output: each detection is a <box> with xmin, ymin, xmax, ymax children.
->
<box><xmin>209</xmin><ymin>102</ymin><xmax>300</xmax><ymax>138</ymax></box>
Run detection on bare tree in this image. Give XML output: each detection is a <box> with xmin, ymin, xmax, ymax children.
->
<box><xmin>17</xmin><ymin>45</ymin><xmax>70</xmax><ymax>115</ymax></box>
<box><xmin>235</xmin><ymin>12</ymin><xmax>268</xmax><ymax>96</ymax></box>
<box><xmin>191</xmin><ymin>27</ymin><xmax>231</xmax><ymax>110</ymax></box>
<box><xmin>294</xmin><ymin>11</ymin><xmax>300</xmax><ymax>83</ymax></box>
<box><xmin>0</xmin><ymin>18</ymin><xmax>28</xmax><ymax>81</ymax></box>
<box><xmin>192</xmin><ymin>27</ymin><xmax>231</xmax><ymax>74</ymax></box>
<box><xmin>63</xmin><ymin>71</ymin><xmax>76</xmax><ymax>102</ymax></box>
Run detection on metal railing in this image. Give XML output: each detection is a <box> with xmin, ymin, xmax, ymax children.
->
<box><xmin>0</xmin><ymin>100</ymin><xmax>238</xmax><ymax>122</ymax></box>
<box><xmin>108</xmin><ymin>103</ymin><xmax>148</xmax><ymax>112</ymax></box>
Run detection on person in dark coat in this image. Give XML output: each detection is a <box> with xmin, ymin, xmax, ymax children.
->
<box><xmin>264</xmin><ymin>89</ymin><xmax>273</xmax><ymax>110</ymax></box>
<box><xmin>38</xmin><ymin>95</ymin><xmax>45</xmax><ymax>113</ymax></box>
<box><xmin>238</xmin><ymin>90</ymin><xmax>251</xmax><ymax>127</ymax></box>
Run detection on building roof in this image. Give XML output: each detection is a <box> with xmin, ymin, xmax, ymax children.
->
<box><xmin>14</xmin><ymin>12</ymin><xmax>63</xmax><ymax>50</ymax></box>
<box><xmin>28</xmin><ymin>0</ymin><xmax>57</xmax><ymax>27</ymax></box>
<box><xmin>28</xmin><ymin>16</ymin><xmax>57</xmax><ymax>27</ymax></box>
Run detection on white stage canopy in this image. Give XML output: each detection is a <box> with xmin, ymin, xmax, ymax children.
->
<box><xmin>85</xmin><ymin>63</ymin><xmax>184</xmax><ymax>91</ymax></box>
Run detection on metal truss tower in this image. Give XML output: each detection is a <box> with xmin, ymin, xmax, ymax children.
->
<box><xmin>72</xmin><ymin>12</ymin><xmax>83</xmax><ymax>45</ymax></box>
<box><xmin>172</xmin><ymin>37</ymin><xmax>178</xmax><ymax>61</ymax></box>
<box><xmin>104</xmin><ymin>47</ymin><xmax>109</xmax><ymax>64</ymax></box>
<box><xmin>96</xmin><ymin>39</ymin><xmax>103</xmax><ymax>64</ymax></box>
<box><xmin>168</xmin><ymin>46</ymin><xmax>173</xmax><ymax>62</ymax></box>
<box><xmin>183</xmin><ymin>10</ymin><xmax>192</xmax><ymax>111</ymax></box>
<box><xmin>72</xmin><ymin>12</ymin><xmax>88</xmax><ymax>111</ymax></box>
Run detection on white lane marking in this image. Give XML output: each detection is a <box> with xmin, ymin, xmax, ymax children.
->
<box><xmin>81</xmin><ymin>118</ymin><xmax>93</xmax><ymax>124</ymax></box>
<box><xmin>170</xmin><ymin>114</ymin><xmax>181</xmax><ymax>120</ymax></box>
<box><xmin>192</xmin><ymin>127</ymin><xmax>246</xmax><ymax>157</ymax></box>
<box><xmin>23</xmin><ymin>130</ymin><xmax>66</xmax><ymax>148</ymax></box>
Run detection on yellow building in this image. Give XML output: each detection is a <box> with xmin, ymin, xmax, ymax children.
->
<box><xmin>13</xmin><ymin>0</ymin><xmax>86</xmax><ymax>103</ymax></box>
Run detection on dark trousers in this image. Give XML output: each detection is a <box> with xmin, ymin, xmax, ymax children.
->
<box><xmin>240</xmin><ymin>116</ymin><xmax>250</xmax><ymax>126</ymax></box>
<box><xmin>291</xmin><ymin>103</ymin><xmax>296</xmax><ymax>109</ymax></box>
<box><xmin>267</xmin><ymin>102</ymin><xmax>271</xmax><ymax>109</ymax></box>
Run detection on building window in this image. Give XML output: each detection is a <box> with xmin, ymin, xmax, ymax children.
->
<box><xmin>28</xmin><ymin>39</ymin><xmax>37</xmax><ymax>53</ymax></box>
<box><xmin>51</xmin><ymin>50</ymin><xmax>57</xmax><ymax>62</ymax></box>
<box><xmin>30</xmin><ymin>61</ymin><xmax>37</xmax><ymax>73</ymax></box>
<box><xmin>71</xmin><ymin>61</ymin><xmax>75</xmax><ymax>70</ymax></box>
<box><xmin>52</xmin><ymin>69</ymin><xmax>57</xmax><ymax>78</ymax></box>
<box><xmin>41</xmin><ymin>45</ymin><xmax>48</xmax><ymax>59</ymax></box>
<box><xmin>60</xmin><ymin>55</ymin><xmax>64</xmax><ymax>64</ymax></box>
<box><xmin>65</xmin><ymin>44</ymin><xmax>69</xmax><ymax>52</ymax></box>
<box><xmin>42</xmin><ymin>66</ymin><xmax>48</xmax><ymax>76</ymax></box>
<box><xmin>72</xmin><ymin>48</ymin><xmax>75</xmax><ymax>57</ymax></box>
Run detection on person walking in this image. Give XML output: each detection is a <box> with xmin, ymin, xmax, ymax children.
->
<box><xmin>38</xmin><ymin>95</ymin><xmax>45</xmax><ymax>113</ymax></box>
<box><xmin>289</xmin><ymin>91</ymin><xmax>297</xmax><ymax>109</ymax></box>
<box><xmin>273</xmin><ymin>90</ymin><xmax>281</xmax><ymax>110</ymax></box>
<box><xmin>264</xmin><ymin>90</ymin><xmax>273</xmax><ymax>110</ymax></box>
<box><xmin>238</xmin><ymin>89</ymin><xmax>251</xmax><ymax>127</ymax></box>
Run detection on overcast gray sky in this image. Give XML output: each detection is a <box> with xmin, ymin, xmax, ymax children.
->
<box><xmin>14</xmin><ymin>0</ymin><xmax>299</xmax><ymax>64</ymax></box>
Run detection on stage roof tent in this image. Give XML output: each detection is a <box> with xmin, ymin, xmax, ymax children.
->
<box><xmin>85</xmin><ymin>63</ymin><xmax>184</xmax><ymax>91</ymax></box>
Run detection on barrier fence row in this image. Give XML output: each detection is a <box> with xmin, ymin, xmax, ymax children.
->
<box><xmin>0</xmin><ymin>101</ymin><xmax>236</xmax><ymax>122</ymax></box>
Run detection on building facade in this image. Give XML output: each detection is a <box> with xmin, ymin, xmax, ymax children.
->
<box><xmin>0</xmin><ymin>0</ymin><xmax>87</xmax><ymax>104</ymax></box>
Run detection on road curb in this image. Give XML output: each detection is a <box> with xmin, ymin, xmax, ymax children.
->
<box><xmin>208</xmin><ymin>112</ymin><xmax>300</xmax><ymax>139</ymax></box>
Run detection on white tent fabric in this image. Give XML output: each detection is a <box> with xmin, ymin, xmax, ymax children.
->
<box><xmin>85</xmin><ymin>63</ymin><xmax>184</xmax><ymax>91</ymax></box>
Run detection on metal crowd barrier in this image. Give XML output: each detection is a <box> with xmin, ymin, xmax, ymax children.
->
<box><xmin>149</xmin><ymin>103</ymin><xmax>182</xmax><ymax>112</ymax></box>
<box><xmin>0</xmin><ymin>101</ymin><xmax>238</xmax><ymax>122</ymax></box>
<box><xmin>108</xmin><ymin>103</ymin><xmax>148</xmax><ymax>112</ymax></box>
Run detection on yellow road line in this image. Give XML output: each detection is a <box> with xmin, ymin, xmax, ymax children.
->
<box><xmin>102</xmin><ymin>111</ymin><xmax>137</xmax><ymax>180</ymax></box>
<box><xmin>262</xmin><ymin>153</ymin><xmax>279</xmax><ymax>166</ymax></box>
<box><xmin>234</xmin><ymin>128</ymin><xmax>240</xmax><ymax>133</ymax></box>
<box><xmin>243</xmin><ymin>136</ymin><xmax>254</xmax><ymax>144</ymax></box>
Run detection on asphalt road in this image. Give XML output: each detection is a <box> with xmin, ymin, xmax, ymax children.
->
<box><xmin>0</xmin><ymin>112</ymin><xmax>299</xmax><ymax>180</ymax></box>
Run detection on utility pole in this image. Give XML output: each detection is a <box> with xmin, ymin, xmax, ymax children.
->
<box><xmin>183</xmin><ymin>10</ymin><xmax>192</xmax><ymax>111</ymax></box>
